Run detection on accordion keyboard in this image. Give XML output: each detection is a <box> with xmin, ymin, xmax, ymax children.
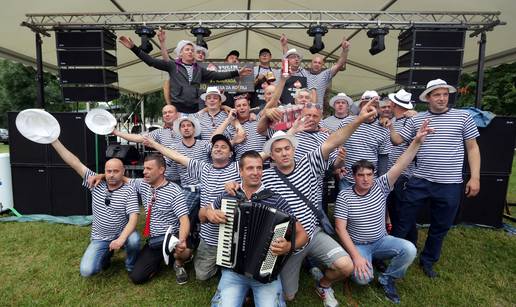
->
<box><xmin>216</xmin><ymin>198</ymin><xmax>238</xmax><ymax>268</ymax></box>
<box><xmin>259</xmin><ymin>220</ymin><xmax>290</xmax><ymax>276</ymax></box>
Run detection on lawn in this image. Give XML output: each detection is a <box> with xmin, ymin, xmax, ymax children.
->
<box><xmin>0</xmin><ymin>144</ymin><xmax>515</xmax><ymax>306</ymax></box>
<box><xmin>0</xmin><ymin>144</ymin><xmax>8</xmax><ymax>153</ymax></box>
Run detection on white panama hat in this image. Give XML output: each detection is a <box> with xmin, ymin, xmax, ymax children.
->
<box><xmin>85</xmin><ymin>108</ymin><xmax>117</xmax><ymax>135</ymax></box>
<box><xmin>162</xmin><ymin>225</ymin><xmax>180</xmax><ymax>266</ymax></box>
<box><xmin>200</xmin><ymin>86</ymin><xmax>227</xmax><ymax>102</ymax></box>
<box><xmin>173</xmin><ymin>115</ymin><xmax>201</xmax><ymax>137</ymax></box>
<box><xmin>388</xmin><ymin>89</ymin><xmax>414</xmax><ymax>110</ymax></box>
<box><xmin>329</xmin><ymin>93</ymin><xmax>353</xmax><ymax>109</ymax></box>
<box><xmin>15</xmin><ymin>109</ymin><xmax>60</xmax><ymax>144</ymax></box>
<box><xmin>419</xmin><ymin>79</ymin><xmax>457</xmax><ymax>102</ymax></box>
<box><xmin>263</xmin><ymin>130</ymin><xmax>298</xmax><ymax>155</ymax></box>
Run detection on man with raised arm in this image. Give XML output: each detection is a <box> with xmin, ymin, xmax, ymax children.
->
<box><xmin>335</xmin><ymin>120</ymin><xmax>432</xmax><ymax>304</ymax></box>
<box><xmin>50</xmin><ymin>140</ymin><xmax>140</xmax><ymax>277</ymax></box>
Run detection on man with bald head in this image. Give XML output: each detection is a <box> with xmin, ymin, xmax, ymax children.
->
<box><xmin>50</xmin><ymin>139</ymin><xmax>140</xmax><ymax>277</ymax></box>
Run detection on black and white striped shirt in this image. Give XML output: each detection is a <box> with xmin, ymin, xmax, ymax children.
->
<box><xmin>187</xmin><ymin>159</ymin><xmax>241</xmax><ymax>246</ymax></box>
<box><xmin>148</xmin><ymin>127</ymin><xmax>180</xmax><ymax>181</ymax></box>
<box><xmin>130</xmin><ymin>179</ymin><xmax>188</xmax><ymax>238</ymax></box>
<box><xmin>262</xmin><ymin>147</ymin><xmax>326</xmax><ymax>241</ymax></box>
<box><xmin>294</xmin><ymin>130</ymin><xmax>329</xmax><ymax>162</ymax></box>
<box><xmin>83</xmin><ymin>170</ymin><xmax>139</xmax><ymax>241</ymax></box>
<box><xmin>334</xmin><ymin>175</ymin><xmax>392</xmax><ymax>243</ymax></box>
<box><xmin>337</xmin><ymin>116</ymin><xmax>390</xmax><ymax>183</ymax></box>
<box><xmin>172</xmin><ymin>139</ymin><xmax>211</xmax><ymax>186</ymax></box>
<box><xmin>398</xmin><ymin>108</ymin><xmax>479</xmax><ymax>184</ymax></box>
<box><xmin>292</xmin><ymin>68</ymin><xmax>332</xmax><ymax>105</ymax></box>
<box><xmin>194</xmin><ymin>111</ymin><xmax>229</xmax><ymax>140</ymax></box>
<box><xmin>321</xmin><ymin>115</ymin><xmax>347</xmax><ymax>133</ymax></box>
<box><xmin>225</xmin><ymin>118</ymin><xmax>267</xmax><ymax>161</ymax></box>
<box><xmin>388</xmin><ymin>117</ymin><xmax>414</xmax><ymax>177</ymax></box>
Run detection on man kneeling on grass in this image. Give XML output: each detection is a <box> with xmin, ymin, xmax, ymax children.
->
<box><xmin>334</xmin><ymin>120</ymin><xmax>433</xmax><ymax>304</ymax></box>
<box><xmin>51</xmin><ymin>140</ymin><xmax>140</xmax><ymax>277</ymax></box>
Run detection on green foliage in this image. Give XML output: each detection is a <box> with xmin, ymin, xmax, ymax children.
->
<box><xmin>0</xmin><ymin>59</ymin><xmax>74</xmax><ymax>128</ymax></box>
<box><xmin>456</xmin><ymin>62</ymin><xmax>516</xmax><ymax>115</ymax></box>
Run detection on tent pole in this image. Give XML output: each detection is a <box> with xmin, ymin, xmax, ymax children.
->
<box><xmin>35</xmin><ymin>33</ymin><xmax>45</xmax><ymax>109</ymax></box>
<box><xmin>475</xmin><ymin>32</ymin><xmax>486</xmax><ymax>109</ymax></box>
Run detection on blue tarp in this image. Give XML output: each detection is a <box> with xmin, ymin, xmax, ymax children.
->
<box><xmin>0</xmin><ymin>214</ymin><xmax>92</xmax><ymax>226</ymax></box>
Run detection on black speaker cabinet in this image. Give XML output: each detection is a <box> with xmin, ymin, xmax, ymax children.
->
<box><xmin>397</xmin><ymin>50</ymin><xmax>463</xmax><ymax>68</ymax></box>
<box><xmin>7</xmin><ymin>112</ymin><xmax>48</xmax><ymax>164</ymax></box>
<box><xmin>59</xmin><ymin>68</ymin><xmax>118</xmax><ymax>85</ymax></box>
<box><xmin>62</xmin><ymin>86</ymin><xmax>120</xmax><ymax>102</ymax></box>
<box><xmin>57</xmin><ymin>50</ymin><xmax>117</xmax><ymax>67</ymax></box>
<box><xmin>464</xmin><ymin>116</ymin><xmax>516</xmax><ymax>174</ymax></box>
<box><xmin>56</xmin><ymin>29</ymin><xmax>116</xmax><ymax>50</ymax></box>
<box><xmin>398</xmin><ymin>27</ymin><xmax>466</xmax><ymax>50</ymax></box>
<box><xmin>396</xmin><ymin>69</ymin><xmax>461</xmax><ymax>87</ymax></box>
<box><xmin>10</xmin><ymin>165</ymin><xmax>92</xmax><ymax>215</ymax></box>
<box><xmin>459</xmin><ymin>174</ymin><xmax>508</xmax><ymax>228</ymax></box>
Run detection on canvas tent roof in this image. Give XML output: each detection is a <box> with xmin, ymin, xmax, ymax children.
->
<box><xmin>1</xmin><ymin>0</ymin><xmax>514</xmax><ymax>100</ymax></box>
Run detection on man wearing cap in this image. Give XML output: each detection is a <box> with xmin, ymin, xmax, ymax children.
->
<box><xmin>212</xmin><ymin>150</ymin><xmax>308</xmax><ymax>307</ymax></box>
<box><xmin>50</xmin><ymin>140</ymin><xmax>140</xmax><ymax>277</ymax></box>
<box><xmin>280</xmin><ymin>34</ymin><xmax>350</xmax><ymax>105</ymax></box>
<box><xmin>382</xmin><ymin>89</ymin><xmax>419</xmax><ymax>245</ymax></box>
<box><xmin>389</xmin><ymin>79</ymin><xmax>481</xmax><ymax>278</ymax></box>
<box><xmin>171</xmin><ymin>115</ymin><xmax>211</xmax><ymax>247</ymax></box>
<box><xmin>194</xmin><ymin>86</ymin><xmax>230</xmax><ymax>140</ymax></box>
<box><xmin>254</xmin><ymin>48</ymin><xmax>280</xmax><ymax>81</ymax></box>
<box><xmin>144</xmin><ymin>133</ymin><xmax>243</xmax><ymax>281</ymax></box>
<box><xmin>258</xmin><ymin>103</ymin><xmax>377</xmax><ymax>306</ymax></box>
<box><xmin>336</xmin><ymin>92</ymin><xmax>391</xmax><ymax>190</ymax></box>
<box><xmin>225</xmin><ymin>50</ymin><xmax>240</xmax><ymax>64</ymax></box>
<box><xmin>119</xmin><ymin>36</ymin><xmax>252</xmax><ymax>113</ymax></box>
<box><xmin>213</xmin><ymin>95</ymin><xmax>267</xmax><ymax>161</ymax></box>
<box><xmin>321</xmin><ymin>93</ymin><xmax>354</xmax><ymax>133</ymax></box>
<box><xmin>113</xmin><ymin>104</ymin><xmax>181</xmax><ymax>183</ymax></box>
<box><xmin>334</xmin><ymin>119</ymin><xmax>432</xmax><ymax>304</ymax></box>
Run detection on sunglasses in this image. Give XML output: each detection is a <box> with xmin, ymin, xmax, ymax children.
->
<box><xmin>304</xmin><ymin>103</ymin><xmax>322</xmax><ymax>110</ymax></box>
<box><xmin>105</xmin><ymin>190</ymin><xmax>113</xmax><ymax>207</ymax></box>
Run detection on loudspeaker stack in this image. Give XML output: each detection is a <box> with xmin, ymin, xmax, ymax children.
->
<box><xmin>56</xmin><ymin>29</ymin><xmax>120</xmax><ymax>102</ymax></box>
<box><xmin>396</xmin><ymin>27</ymin><xmax>466</xmax><ymax>104</ymax></box>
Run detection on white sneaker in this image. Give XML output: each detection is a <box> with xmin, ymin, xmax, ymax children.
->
<box><xmin>315</xmin><ymin>284</ymin><xmax>339</xmax><ymax>307</ymax></box>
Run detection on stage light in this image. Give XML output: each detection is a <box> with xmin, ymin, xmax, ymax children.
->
<box><xmin>191</xmin><ymin>26</ymin><xmax>211</xmax><ymax>49</ymax></box>
<box><xmin>307</xmin><ymin>25</ymin><xmax>328</xmax><ymax>54</ymax></box>
<box><xmin>135</xmin><ymin>26</ymin><xmax>156</xmax><ymax>54</ymax></box>
<box><xmin>367</xmin><ymin>28</ymin><xmax>389</xmax><ymax>55</ymax></box>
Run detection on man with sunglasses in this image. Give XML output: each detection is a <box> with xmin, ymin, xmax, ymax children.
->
<box><xmin>50</xmin><ymin>139</ymin><xmax>140</xmax><ymax>277</ymax></box>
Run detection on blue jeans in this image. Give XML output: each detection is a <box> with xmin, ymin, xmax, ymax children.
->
<box><xmin>392</xmin><ymin>177</ymin><xmax>461</xmax><ymax>267</ymax></box>
<box><xmin>211</xmin><ymin>269</ymin><xmax>285</xmax><ymax>307</ymax></box>
<box><xmin>351</xmin><ymin>235</ymin><xmax>416</xmax><ymax>285</ymax></box>
<box><xmin>80</xmin><ymin>231</ymin><xmax>140</xmax><ymax>277</ymax></box>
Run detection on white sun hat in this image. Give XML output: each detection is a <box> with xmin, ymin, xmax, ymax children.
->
<box><xmin>173</xmin><ymin>115</ymin><xmax>201</xmax><ymax>137</ymax></box>
<box><xmin>15</xmin><ymin>109</ymin><xmax>60</xmax><ymax>144</ymax></box>
<box><xmin>162</xmin><ymin>225</ymin><xmax>180</xmax><ymax>265</ymax></box>
<box><xmin>388</xmin><ymin>89</ymin><xmax>414</xmax><ymax>110</ymax></box>
<box><xmin>85</xmin><ymin>108</ymin><xmax>117</xmax><ymax>135</ymax></box>
<box><xmin>200</xmin><ymin>86</ymin><xmax>227</xmax><ymax>102</ymax></box>
<box><xmin>329</xmin><ymin>93</ymin><xmax>353</xmax><ymax>109</ymax></box>
<box><xmin>419</xmin><ymin>79</ymin><xmax>457</xmax><ymax>102</ymax></box>
<box><xmin>263</xmin><ymin>130</ymin><xmax>298</xmax><ymax>155</ymax></box>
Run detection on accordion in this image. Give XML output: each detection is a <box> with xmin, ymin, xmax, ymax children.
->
<box><xmin>216</xmin><ymin>196</ymin><xmax>295</xmax><ymax>283</ymax></box>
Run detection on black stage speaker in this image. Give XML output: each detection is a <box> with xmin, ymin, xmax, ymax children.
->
<box><xmin>56</xmin><ymin>29</ymin><xmax>116</xmax><ymax>50</ymax></box>
<box><xmin>397</xmin><ymin>50</ymin><xmax>463</xmax><ymax>68</ymax></box>
<box><xmin>57</xmin><ymin>50</ymin><xmax>117</xmax><ymax>67</ymax></box>
<box><xmin>10</xmin><ymin>165</ymin><xmax>92</xmax><ymax>216</ymax></box>
<box><xmin>60</xmin><ymin>68</ymin><xmax>118</xmax><ymax>85</ymax></box>
<box><xmin>396</xmin><ymin>69</ymin><xmax>461</xmax><ymax>87</ymax></box>
<box><xmin>459</xmin><ymin>174</ymin><xmax>508</xmax><ymax>228</ymax></box>
<box><xmin>398</xmin><ymin>27</ymin><xmax>466</xmax><ymax>50</ymax></box>
<box><xmin>464</xmin><ymin>116</ymin><xmax>516</xmax><ymax>174</ymax></box>
<box><xmin>105</xmin><ymin>144</ymin><xmax>140</xmax><ymax>165</ymax></box>
<box><xmin>62</xmin><ymin>86</ymin><xmax>120</xmax><ymax>102</ymax></box>
<box><xmin>7</xmin><ymin>112</ymin><xmax>48</xmax><ymax>164</ymax></box>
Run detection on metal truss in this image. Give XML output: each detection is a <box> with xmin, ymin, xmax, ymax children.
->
<box><xmin>22</xmin><ymin>10</ymin><xmax>504</xmax><ymax>34</ymax></box>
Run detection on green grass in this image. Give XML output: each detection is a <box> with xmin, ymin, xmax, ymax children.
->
<box><xmin>0</xmin><ymin>222</ymin><xmax>514</xmax><ymax>306</ymax></box>
<box><xmin>0</xmin><ymin>144</ymin><xmax>9</xmax><ymax>153</ymax></box>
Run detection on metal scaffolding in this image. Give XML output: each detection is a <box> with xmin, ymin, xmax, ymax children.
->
<box><xmin>22</xmin><ymin>10</ymin><xmax>504</xmax><ymax>34</ymax></box>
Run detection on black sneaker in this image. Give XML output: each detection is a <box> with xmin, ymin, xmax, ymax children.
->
<box><xmin>419</xmin><ymin>262</ymin><xmax>438</xmax><ymax>278</ymax></box>
<box><xmin>174</xmin><ymin>263</ymin><xmax>188</xmax><ymax>285</ymax></box>
<box><xmin>373</xmin><ymin>258</ymin><xmax>387</xmax><ymax>273</ymax></box>
<box><xmin>381</xmin><ymin>277</ymin><xmax>400</xmax><ymax>304</ymax></box>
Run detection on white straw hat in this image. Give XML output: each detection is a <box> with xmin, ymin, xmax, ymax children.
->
<box><xmin>85</xmin><ymin>108</ymin><xmax>117</xmax><ymax>135</ymax></box>
<box><xmin>15</xmin><ymin>109</ymin><xmax>60</xmax><ymax>144</ymax></box>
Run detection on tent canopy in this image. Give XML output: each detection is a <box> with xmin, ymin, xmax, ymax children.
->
<box><xmin>1</xmin><ymin>1</ymin><xmax>514</xmax><ymax>99</ymax></box>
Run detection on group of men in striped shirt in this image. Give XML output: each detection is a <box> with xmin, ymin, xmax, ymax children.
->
<box><xmin>46</xmin><ymin>31</ymin><xmax>482</xmax><ymax>307</ymax></box>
